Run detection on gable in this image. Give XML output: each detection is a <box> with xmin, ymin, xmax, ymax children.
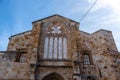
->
<box><xmin>32</xmin><ymin>14</ymin><xmax>79</xmax><ymax>26</ymax></box>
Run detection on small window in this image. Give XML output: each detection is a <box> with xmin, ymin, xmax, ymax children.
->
<box><xmin>19</xmin><ymin>52</ymin><xmax>26</xmax><ymax>62</ymax></box>
<box><xmin>74</xmin><ymin>66</ymin><xmax>80</xmax><ymax>74</ymax></box>
<box><xmin>83</xmin><ymin>53</ymin><xmax>91</xmax><ymax>65</ymax></box>
<box><xmin>15</xmin><ymin>49</ymin><xmax>27</xmax><ymax>63</ymax></box>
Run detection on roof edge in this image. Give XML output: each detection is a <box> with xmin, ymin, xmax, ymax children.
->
<box><xmin>80</xmin><ymin>30</ymin><xmax>90</xmax><ymax>35</ymax></box>
<box><xmin>9</xmin><ymin>30</ymin><xmax>32</xmax><ymax>39</ymax></box>
<box><xmin>32</xmin><ymin>14</ymin><xmax>79</xmax><ymax>24</ymax></box>
<box><xmin>92</xmin><ymin>29</ymin><xmax>112</xmax><ymax>34</ymax></box>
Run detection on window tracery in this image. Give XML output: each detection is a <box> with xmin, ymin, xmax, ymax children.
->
<box><xmin>43</xmin><ymin>25</ymin><xmax>67</xmax><ymax>59</ymax></box>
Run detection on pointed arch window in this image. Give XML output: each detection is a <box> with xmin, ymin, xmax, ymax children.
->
<box><xmin>43</xmin><ymin>25</ymin><xmax>68</xmax><ymax>59</ymax></box>
<box><xmin>15</xmin><ymin>49</ymin><xmax>27</xmax><ymax>63</ymax></box>
<box><xmin>83</xmin><ymin>53</ymin><xmax>91</xmax><ymax>65</ymax></box>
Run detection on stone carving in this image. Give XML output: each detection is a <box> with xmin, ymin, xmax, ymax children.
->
<box><xmin>51</xmin><ymin>26</ymin><xmax>61</xmax><ymax>34</ymax></box>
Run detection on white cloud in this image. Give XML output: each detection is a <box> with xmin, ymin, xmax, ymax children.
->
<box><xmin>88</xmin><ymin>0</ymin><xmax>109</xmax><ymax>11</ymax></box>
<box><xmin>88</xmin><ymin>0</ymin><xmax>120</xmax><ymax>16</ymax></box>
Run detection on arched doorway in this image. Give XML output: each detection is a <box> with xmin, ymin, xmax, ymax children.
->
<box><xmin>43</xmin><ymin>73</ymin><xmax>64</xmax><ymax>80</ymax></box>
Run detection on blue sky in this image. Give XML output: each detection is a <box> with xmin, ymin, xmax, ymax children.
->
<box><xmin>0</xmin><ymin>0</ymin><xmax>120</xmax><ymax>51</ymax></box>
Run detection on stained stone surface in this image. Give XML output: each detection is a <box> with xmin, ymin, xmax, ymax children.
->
<box><xmin>0</xmin><ymin>14</ymin><xmax>120</xmax><ymax>80</ymax></box>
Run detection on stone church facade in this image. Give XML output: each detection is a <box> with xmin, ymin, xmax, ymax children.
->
<box><xmin>0</xmin><ymin>14</ymin><xmax>120</xmax><ymax>80</ymax></box>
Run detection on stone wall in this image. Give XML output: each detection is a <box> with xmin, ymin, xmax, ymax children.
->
<box><xmin>0</xmin><ymin>52</ymin><xmax>3</xmax><ymax>59</ymax></box>
<box><xmin>7</xmin><ymin>30</ymin><xmax>38</xmax><ymax>64</ymax></box>
<box><xmin>0</xmin><ymin>59</ymin><xmax>30</xmax><ymax>80</ymax></box>
<box><xmin>0</xmin><ymin>15</ymin><xmax>120</xmax><ymax>80</ymax></box>
<box><xmin>91</xmin><ymin>29</ymin><xmax>119</xmax><ymax>80</ymax></box>
<box><xmin>109</xmin><ymin>52</ymin><xmax>120</xmax><ymax>80</ymax></box>
<box><xmin>36</xmin><ymin>67</ymin><xmax>73</xmax><ymax>80</ymax></box>
<box><xmin>33</xmin><ymin>15</ymin><xmax>80</xmax><ymax>80</ymax></box>
<box><xmin>79</xmin><ymin>29</ymin><xmax>120</xmax><ymax>80</ymax></box>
